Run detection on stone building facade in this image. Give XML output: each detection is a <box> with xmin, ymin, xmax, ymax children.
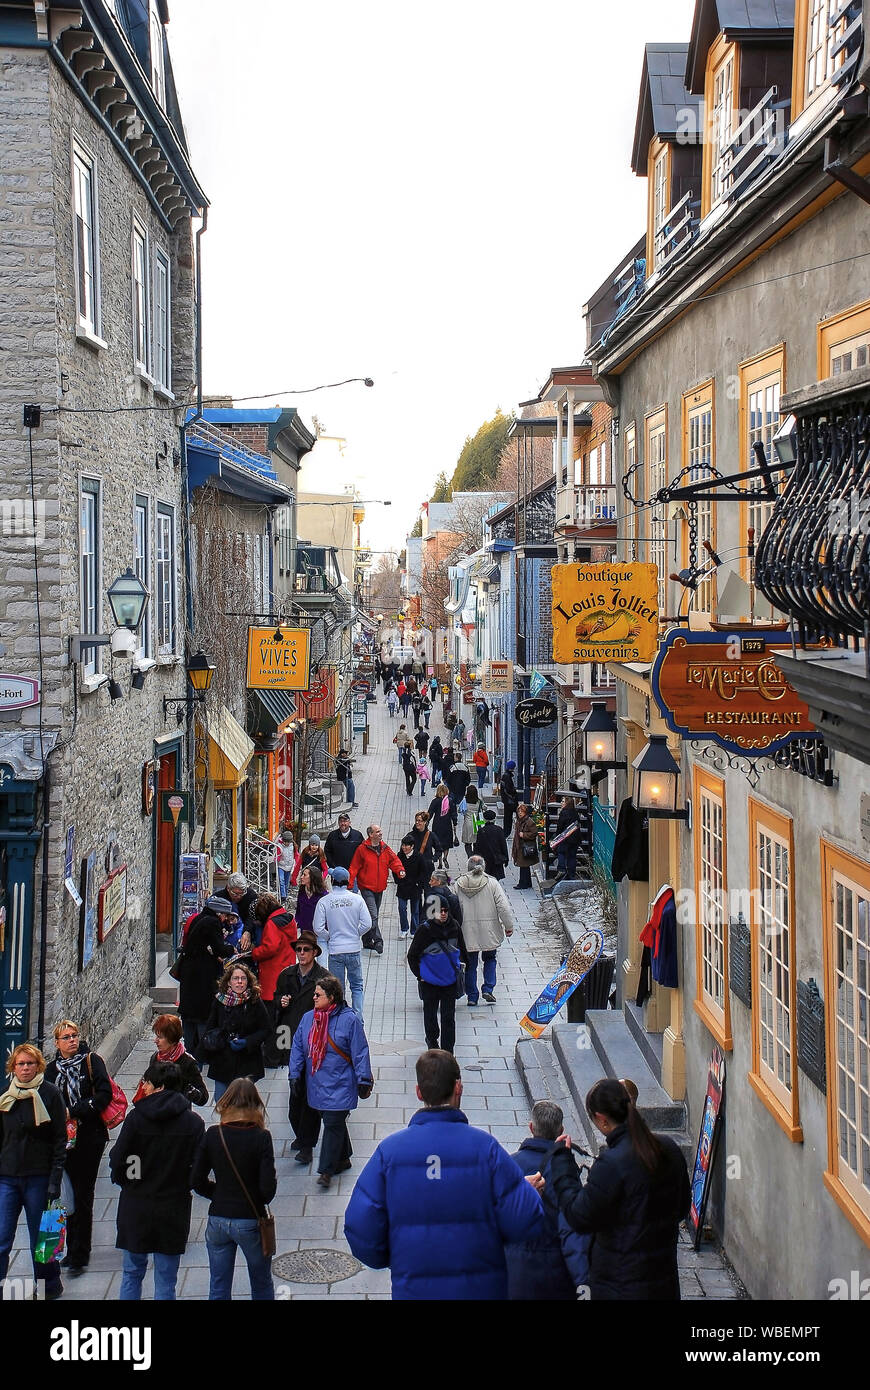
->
<box><xmin>0</xmin><ymin>1</ymin><xmax>206</xmax><ymax>1062</ymax></box>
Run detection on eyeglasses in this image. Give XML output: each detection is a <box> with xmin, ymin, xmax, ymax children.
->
<box><xmin>58</xmin><ymin>1034</ymin><xmax>79</xmax><ymax>1042</ymax></box>
<box><xmin>297</xmin><ymin>947</ymin><xmax>314</xmax><ymax>954</ymax></box>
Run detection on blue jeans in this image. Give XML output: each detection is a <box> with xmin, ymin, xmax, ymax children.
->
<box><xmin>556</xmin><ymin>844</ymin><xmax>577</xmax><ymax>878</ymax></box>
<box><xmin>278</xmin><ymin>867</ymin><xmax>293</xmax><ymax>898</ymax></box>
<box><xmin>205</xmin><ymin>1215</ymin><xmax>274</xmax><ymax>1301</ymax></box>
<box><xmin>423</xmin><ymin>712</ymin><xmax>430</xmax><ymax>727</ymax></box>
<box><xmin>213</xmin><ymin>1079</ymin><xmax>229</xmax><ymax>1102</ymax></box>
<box><xmin>0</xmin><ymin>1173</ymin><xmax>61</xmax><ymax>1290</ymax></box>
<box><xmin>329</xmin><ymin>952</ymin><xmax>364</xmax><ymax>1019</ymax></box>
<box><xmin>476</xmin><ymin>768</ymin><xmax>487</xmax><ymax>788</ymax></box>
<box><xmin>397</xmin><ymin>898</ymin><xmax>419</xmax><ymax>933</ymax></box>
<box><xmin>119</xmin><ymin>1249</ymin><xmax>182</xmax><ymax>1300</ymax></box>
<box><xmin>345</xmin><ymin>777</ymin><xmax>356</xmax><ymax>804</ymax></box>
<box><xmin>465</xmin><ymin>950</ymin><xmax>497</xmax><ymax>1003</ymax></box>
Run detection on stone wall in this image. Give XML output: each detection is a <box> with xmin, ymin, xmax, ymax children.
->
<box><xmin>0</xmin><ymin>43</ymin><xmax>199</xmax><ymax>1055</ymax></box>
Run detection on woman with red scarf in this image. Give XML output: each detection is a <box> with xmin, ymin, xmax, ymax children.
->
<box><xmin>144</xmin><ymin>1015</ymin><xmax>208</xmax><ymax>1106</ymax></box>
<box><xmin>288</xmin><ymin>975</ymin><xmax>373</xmax><ymax>1189</ymax></box>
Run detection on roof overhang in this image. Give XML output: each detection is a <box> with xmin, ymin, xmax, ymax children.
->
<box><xmin>507</xmin><ymin>413</ymin><xmax>593</xmax><ymax>439</ymax></box>
<box><xmin>528</xmin><ymin>365</ymin><xmax>608</xmax><ymax>404</ymax></box>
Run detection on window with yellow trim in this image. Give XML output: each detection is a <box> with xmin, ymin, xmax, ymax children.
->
<box><xmin>703</xmin><ymin>36</ymin><xmax>739</xmax><ymax>214</ymax></box>
<box><xmin>681</xmin><ymin>381</ymin><xmax>715</xmax><ymax>612</ymax></box>
<box><xmin>645</xmin><ymin>407</ymin><xmax>668</xmax><ymax>613</ymax></box>
<box><xmin>693</xmin><ymin>765</ymin><xmax>731</xmax><ymax>1049</ymax></box>
<box><xmin>748</xmin><ymin>801</ymin><xmax>801</xmax><ymax>1140</ymax></box>
<box><xmin>818</xmin><ymin>300</ymin><xmax>870</xmax><ymax>379</ymax></box>
<box><xmin>794</xmin><ymin>0</ymin><xmax>851</xmax><ymax>118</ymax></box>
<box><xmin>822</xmin><ymin>841</ymin><xmax>870</xmax><ymax>1243</ymax></box>
<box><xmin>738</xmin><ymin>346</ymin><xmax>784</xmax><ymax>584</ymax></box>
<box><xmin>647</xmin><ymin>139</ymin><xmax>671</xmax><ymax>274</ymax></box>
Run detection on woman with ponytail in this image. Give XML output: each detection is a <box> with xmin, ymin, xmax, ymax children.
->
<box><xmin>545</xmin><ymin>1077</ymin><xmax>690</xmax><ymax>1300</ymax></box>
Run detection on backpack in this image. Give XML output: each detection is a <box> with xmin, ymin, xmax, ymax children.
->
<box><xmin>420</xmin><ymin>931</ymin><xmax>463</xmax><ymax>990</ymax></box>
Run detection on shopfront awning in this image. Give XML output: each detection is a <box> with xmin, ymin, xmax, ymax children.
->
<box><xmin>202</xmin><ymin>706</ymin><xmax>255</xmax><ymax>787</ymax></box>
<box><xmin>252</xmin><ymin>688</ymin><xmax>297</xmax><ymax>733</ymax></box>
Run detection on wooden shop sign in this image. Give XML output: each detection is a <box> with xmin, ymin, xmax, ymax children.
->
<box><xmin>97</xmin><ymin>863</ymin><xmax>127</xmax><ymax>943</ymax></box>
<box><xmin>551</xmin><ymin>562</ymin><xmax>659</xmax><ymax>663</ymax></box>
<box><xmin>651</xmin><ymin>629</ymin><xmax>819</xmax><ymax>756</ymax></box>
<box><xmin>481</xmin><ymin>659</ymin><xmax>513</xmax><ymax>693</ymax></box>
<box><xmin>515</xmin><ymin>698</ymin><xmax>558</xmax><ymax>729</ymax></box>
<box><xmin>246</xmin><ymin>626</ymin><xmax>311</xmax><ymax>691</ymax></box>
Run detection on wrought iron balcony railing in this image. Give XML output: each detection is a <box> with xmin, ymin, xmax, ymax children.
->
<box><xmin>755</xmin><ymin>372</ymin><xmax>870</xmax><ymax>648</ymax></box>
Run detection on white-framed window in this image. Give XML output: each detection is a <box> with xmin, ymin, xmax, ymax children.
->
<box><xmin>72</xmin><ymin>142</ymin><xmax>100</xmax><ymax>336</ymax></box>
<box><xmin>80</xmin><ymin>477</ymin><xmax>101</xmax><ymax>678</ymax></box>
<box><xmin>710</xmin><ymin>48</ymin><xmax>735</xmax><ymax>206</ymax></box>
<box><xmin>685</xmin><ymin>392</ymin><xmax>714</xmax><ymax>611</ymax></box>
<box><xmin>153</xmin><ymin>247</ymin><xmax>171</xmax><ymax>390</ymax></box>
<box><xmin>134</xmin><ymin>494</ymin><xmax>151</xmax><ymax>659</ymax></box>
<box><xmin>652</xmin><ymin>145</ymin><xmax>668</xmax><ymax>268</ymax></box>
<box><xmin>150</xmin><ymin>0</ymin><xmax>166</xmax><ymax>108</ymax></box>
<box><xmin>806</xmin><ymin>0</ymin><xmax>848</xmax><ymax>100</ymax></box>
<box><xmin>823</xmin><ymin>843</ymin><xmax>870</xmax><ymax>1234</ymax></box>
<box><xmin>646</xmin><ymin>411</ymin><xmax>668</xmax><ymax>612</ymax></box>
<box><xmin>132</xmin><ymin>221</ymin><xmax>150</xmax><ymax>371</ymax></box>
<box><xmin>155</xmin><ymin>503</ymin><xmax>176</xmax><ymax>653</ymax></box>
<box><xmin>693</xmin><ymin>765</ymin><xmax>731</xmax><ymax>1049</ymax></box>
<box><xmin>755</xmin><ymin>818</ymin><xmax>794</xmax><ymax>1097</ymax></box>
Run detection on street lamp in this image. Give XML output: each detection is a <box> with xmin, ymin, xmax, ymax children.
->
<box><xmin>106</xmin><ymin>568</ymin><xmax>149</xmax><ymax>631</ymax></box>
<box><xmin>163</xmin><ymin>650</ymin><xmax>216</xmax><ymax>721</ymax></box>
<box><xmin>631</xmin><ymin>735</ymin><xmax>691</xmax><ymax>822</ymax></box>
<box><xmin>580</xmin><ymin>702</ymin><xmax>626</xmax><ymax>769</ymax></box>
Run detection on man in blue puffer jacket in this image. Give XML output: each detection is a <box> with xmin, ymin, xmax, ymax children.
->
<box><xmin>344</xmin><ymin>1049</ymin><xmax>545</xmax><ymax>1299</ymax></box>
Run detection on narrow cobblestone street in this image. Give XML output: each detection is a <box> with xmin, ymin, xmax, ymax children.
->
<box><xmin>8</xmin><ymin>695</ymin><xmax>743</xmax><ymax>1300</ymax></box>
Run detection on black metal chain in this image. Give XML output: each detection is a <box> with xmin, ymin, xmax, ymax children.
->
<box><xmin>688</xmin><ymin>502</ymin><xmax>698</xmax><ymax>571</ymax></box>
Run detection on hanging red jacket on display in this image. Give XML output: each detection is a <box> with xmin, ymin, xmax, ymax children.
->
<box><xmin>636</xmin><ymin>884</ymin><xmax>678</xmax><ymax>1004</ymax></box>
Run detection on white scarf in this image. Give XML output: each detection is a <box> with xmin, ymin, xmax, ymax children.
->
<box><xmin>0</xmin><ymin>1071</ymin><xmax>52</xmax><ymax>1126</ymax></box>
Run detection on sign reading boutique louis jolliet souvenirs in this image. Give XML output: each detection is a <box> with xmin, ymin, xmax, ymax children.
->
<box><xmin>651</xmin><ymin>629</ymin><xmax>820</xmax><ymax>757</ymax></box>
<box><xmin>551</xmin><ymin>563</ymin><xmax>659</xmax><ymax>663</ymax></box>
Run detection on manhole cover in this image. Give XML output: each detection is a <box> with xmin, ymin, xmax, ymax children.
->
<box><xmin>272</xmin><ymin>1249</ymin><xmax>362</xmax><ymax>1283</ymax></box>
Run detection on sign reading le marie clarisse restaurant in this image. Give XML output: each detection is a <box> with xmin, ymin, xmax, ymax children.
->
<box><xmin>551</xmin><ymin>563</ymin><xmax>659</xmax><ymax>663</ymax></box>
<box><xmin>651</xmin><ymin>629</ymin><xmax>821</xmax><ymax>756</ymax></box>
<box><xmin>246</xmin><ymin>627</ymin><xmax>312</xmax><ymax>691</ymax></box>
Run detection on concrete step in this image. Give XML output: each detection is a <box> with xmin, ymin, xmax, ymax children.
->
<box><xmin>624</xmin><ymin>998</ymin><xmax>665</xmax><ymax>1082</ymax></box>
<box><xmin>550</xmin><ymin>1022</ymin><xmax>612</xmax><ymax>1152</ymax></box>
<box><xmin>514</xmin><ymin>1037</ymin><xmax>592</xmax><ymax>1157</ymax></box>
<box><xmin>149</xmin><ymin>984</ymin><xmax>177</xmax><ymax>1005</ymax></box>
<box><xmin>584</xmin><ymin>1010</ymin><xmax>686</xmax><ymax>1132</ymax></box>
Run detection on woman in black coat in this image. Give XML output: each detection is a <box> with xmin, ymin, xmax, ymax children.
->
<box><xmin>0</xmin><ymin>1043</ymin><xmax>67</xmax><ymax>1299</ymax></box>
<box><xmin>428</xmin><ymin>784</ymin><xmax>457</xmax><ymax>869</ymax></box>
<box><xmin>191</xmin><ymin>1078</ymin><xmax>277</xmax><ymax>1301</ymax></box>
<box><xmin>199</xmin><ymin>963</ymin><xmax>270</xmax><ymax>1102</ymax></box>
<box><xmin>547</xmin><ymin>1078</ymin><xmax>690</xmax><ymax>1300</ymax></box>
<box><xmin>401</xmin><ymin>745</ymin><xmax>418</xmax><ymax>796</ymax></box>
<box><xmin>110</xmin><ymin>1060</ymin><xmax>205</xmax><ymax>1301</ymax></box>
<box><xmin>393</xmin><ymin>837</ymin><xmax>426</xmax><ymax>935</ymax></box>
<box><xmin>44</xmin><ymin>1019</ymin><xmax>112</xmax><ymax>1276</ymax></box>
<box><xmin>409</xmin><ymin>811</ymin><xmax>436</xmax><ymax>925</ymax></box>
<box><xmin>176</xmin><ymin>898</ymin><xmax>236</xmax><ymax>1054</ymax></box>
<box><xmin>473</xmin><ymin>809</ymin><xmax>510</xmax><ymax>881</ymax></box>
<box><xmin>429</xmin><ymin>737</ymin><xmax>444</xmax><ymax>783</ymax></box>
<box><xmin>146</xmin><ymin>1014</ymin><xmax>208</xmax><ymax>1107</ymax></box>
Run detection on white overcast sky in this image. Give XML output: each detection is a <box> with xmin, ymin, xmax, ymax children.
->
<box><xmin>168</xmin><ymin>0</ymin><xmax>697</xmax><ymax>556</ymax></box>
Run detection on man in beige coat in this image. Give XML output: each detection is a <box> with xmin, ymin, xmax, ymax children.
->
<box><xmin>455</xmin><ymin>856</ymin><xmax>516</xmax><ymax>1005</ymax></box>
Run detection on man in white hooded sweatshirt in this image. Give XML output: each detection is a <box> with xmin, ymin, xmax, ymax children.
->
<box><xmin>454</xmin><ymin>855</ymin><xmax>516</xmax><ymax>1005</ymax></box>
<box><xmin>312</xmin><ymin>866</ymin><xmax>371</xmax><ymax>1020</ymax></box>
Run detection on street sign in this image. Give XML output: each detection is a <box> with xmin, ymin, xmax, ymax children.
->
<box><xmin>351</xmin><ymin>679</ymin><xmax>371</xmax><ymax>694</ymax></box>
<box><xmin>0</xmin><ymin>674</ymin><xmax>39</xmax><ymax>712</ymax></box>
<box><xmin>246</xmin><ymin>626</ymin><xmax>311</xmax><ymax>690</ymax></box>
<box><xmin>551</xmin><ymin>562</ymin><xmax>659</xmax><ymax>663</ymax></box>
<box><xmin>481</xmin><ymin>660</ymin><xmax>513</xmax><ymax>693</ymax></box>
<box><xmin>515</xmin><ymin>698</ymin><xmax>558</xmax><ymax>729</ymax></box>
<box><xmin>650</xmin><ymin>629</ymin><xmax>820</xmax><ymax>756</ymax></box>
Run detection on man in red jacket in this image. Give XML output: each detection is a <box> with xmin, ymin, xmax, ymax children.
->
<box><xmin>348</xmin><ymin>825</ymin><xmax>405</xmax><ymax>955</ymax></box>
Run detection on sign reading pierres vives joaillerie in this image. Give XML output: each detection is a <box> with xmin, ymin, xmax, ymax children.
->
<box><xmin>551</xmin><ymin>563</ymin><xmax>659</xmax><ymax>663</ymax></box>
<box><xmin>650</xmin><ymin>629</ymin><xmax>820</xmax><ymax>756</ymax></box>
<box><xmin>246</xmin><ymin>626</ymin><xmax>311</xmax><ymax>691</ymax></box>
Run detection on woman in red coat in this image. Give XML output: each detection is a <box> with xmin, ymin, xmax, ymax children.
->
<box><xmin>251</xmin><ymin>894</ymin><xmax>298</xmax><ymax>1067</ymax></box>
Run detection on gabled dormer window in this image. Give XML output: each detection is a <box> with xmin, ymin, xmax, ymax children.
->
<box><xmin>703</xmin><ymin>35</ymin><xmax>739</xmax><ymax>214</ymax></box>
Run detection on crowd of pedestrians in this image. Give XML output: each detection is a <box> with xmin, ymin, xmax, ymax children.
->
<box><xmin>0</xmin><ymin>651</ymin><xmax>690</xmax><ymax>1302</ymax></box>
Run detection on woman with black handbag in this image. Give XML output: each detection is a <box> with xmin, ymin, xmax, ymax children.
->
<box><xmin>199</xmin><ymin>964</ymin><xmax>270</xmax><ymax>1103</ymax></box>
<box><xmin>192</xmin><ymin>1078</ymin><xmax>277</xmax><ymax>1301</ymax></box>
<box><xmin>512</xmin><ymin>803</ymin><xmax>540</xmax><ymax>890</ymax></box>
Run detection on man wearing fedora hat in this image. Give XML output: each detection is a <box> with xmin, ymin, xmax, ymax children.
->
<box><xmin>274</xmin><ymin>933</ymin><xmax>329</xmax><ymax>1165</ymax></box>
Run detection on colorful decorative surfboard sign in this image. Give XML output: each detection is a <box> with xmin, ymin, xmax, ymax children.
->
<box><xmin>519</xmin><ymin>928</ymin><xmax>604</xmax><ymax>1039</ymax></box>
